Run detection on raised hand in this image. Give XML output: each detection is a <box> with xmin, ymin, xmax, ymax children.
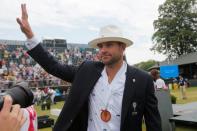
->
<box><xmin>16</xmin><ymin>4</ymin><xmax>34</xmax><ymax>39</ymax></box>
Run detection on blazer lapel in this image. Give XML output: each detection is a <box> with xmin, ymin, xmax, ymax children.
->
<box><xmin>73</xmin><ymin>62</ymin><xmax>104</xmax><ymax>108</ymax></box>
<box><xmin>120</xmin><ymin>65</ymin><xmax>137</xmax><ymax>128</ymax></box>
<box><xmin>55</xmin><ymin>62</ymin><xmax>104</xmax><ymax>129</ymax></box>
<box><xmin>81</xmin><ymin>63</ymin><xmax>104</xmax><ymax>98</ymax></box>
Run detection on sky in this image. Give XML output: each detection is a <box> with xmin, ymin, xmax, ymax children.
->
<box><xmin>0</xmin><ymin>0</ymin><xmax>167</xmax><ymax>65</ymax></box>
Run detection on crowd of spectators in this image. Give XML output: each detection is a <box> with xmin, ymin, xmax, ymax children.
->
<box><xmin>0</xmin><ymin>43</ymin><xmax>99</xmax><ymax>90</ymax></box>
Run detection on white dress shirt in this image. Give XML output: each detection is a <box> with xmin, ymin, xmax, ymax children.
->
<box><xmin>88</xmin><ymin>62</ymin><xmax>127</xmax><ymax>131</ymax></box>
<box><xmin>25</xmin><ymin>37</ymin><xmax>39</xmax><ymax>50</ymax></box>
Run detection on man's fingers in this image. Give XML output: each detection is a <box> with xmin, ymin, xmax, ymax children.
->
<box><xmin>16</xmin><ymin>109</ymin><xmax>26</xmax><ymax>130</ymax></box>
<box><xmin>1</xmin><ymin>95</ymin><xmax>12</xmax><ymax>115</ymax></box>
<box><xmin>17</xmin><ymin>109</ymin><xmax>24</xmax><ymax>123</ymax></box>
<box><xmin>17</xmin><ymin>3</ymin><xmax>34</xmax><ymax>38</ymax></box>
<box><xmin>10</xmin><ymin>104</ymin><xmax>20</xmax><ymax>118</ymax></box>
<box><xmin>16</xmin><ymin>18</ymin><xmax>23</xmax><ymax>26</ymax></box>
<box><xmin>24</xmin><ymin>4</ymin><xmax>28</xmax><ymax>17</ymax></box>
<box><xmin>20</xmin><ymin>114</ymin><xmax>27</xmax><ymax>127</ymax></box>
<box><xmin>21</xmin><ymin>4</ymin><xmax>28</xmax><ymax>19</ymax></box>
<box><xmin>21</xmin><ymin>4</ymin><xmax>25</xmax><ymax>17</ymax></box>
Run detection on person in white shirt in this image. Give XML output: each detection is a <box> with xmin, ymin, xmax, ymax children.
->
<box><xmin>48</xmin><ymin>88</ymin><xmax>56</xmax><ymax>104</ymax></box>
<box><xmin>16</xmin><ymin>4</ymin><xmax>161</xmax><ymax>131</ymax></box>
<box><xmin>150</xmin><ymin>69</ymin><xmax>167</xmax><ymax>90</ymax></box>
<box><xmin>156</xmin><ymin>78</ymin><xmax>167</xmax><ymax>89</ymax></box>
<box><xmin>20</xmin><ymin>106</ymin><xmax>37</xmax><ymax>131</ymax></box>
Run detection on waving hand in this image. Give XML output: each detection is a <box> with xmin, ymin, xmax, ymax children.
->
<box><xmin>16</xmin><ymin>4</ymin><xmax>34</xmax><ymax>39</ymax></box>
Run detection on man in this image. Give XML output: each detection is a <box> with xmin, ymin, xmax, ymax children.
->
<box><xmin>0</xmin><ymin>96</ymin><xmax>26</xmax><ymax>131</ymax></box>
<box><xmin>17</xmin><ymin>4</ymin><xmax>161</xmax><ymax>131</ymax></box>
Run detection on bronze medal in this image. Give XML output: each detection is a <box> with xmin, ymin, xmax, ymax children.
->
<box><xmin>101</xmin><ymin>109</ymin><xmax>111</xmax><ymax>122</ymax></box>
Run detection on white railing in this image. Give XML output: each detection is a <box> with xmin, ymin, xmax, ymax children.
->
<box><xmin>0</xmin><ymin>79</ymin><xmax>71</xmax><ymax>89</ymax></box>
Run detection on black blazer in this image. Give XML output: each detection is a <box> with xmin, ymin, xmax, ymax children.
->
<box><xmin>28</xmin><ymin>44</ymin><xmax>161</xmax><ymax>131</ymax></box>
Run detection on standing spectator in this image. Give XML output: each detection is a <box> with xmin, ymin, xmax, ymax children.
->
<box><xmin>178</xmin><ymin>75</ymin><xmax>187</xmax><ymax>99</ymax></box>
<box><xmin>48</xmin><ymin>87</ymin><xmax>56</xmax><ymax>104</ymax></box>
<box><xmin>193</xmin><ymin>74</ymin><xmax>197</xmax><ymax>79</ymax></box>
<box><xmin>150</xmin><ymin>69</ymin><xmax>167</xmax><ymax>90</ymax></box>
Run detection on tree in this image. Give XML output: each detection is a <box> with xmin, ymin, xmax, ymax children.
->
<box><xmin>152</xmin><ymin>0</ymin><xmax>197</xmax><ymax>59</ymax></box>
<box><xmin>134</xmin><ymin>60</ymin><xmax>158</xmax><ymax>71</ymax></box>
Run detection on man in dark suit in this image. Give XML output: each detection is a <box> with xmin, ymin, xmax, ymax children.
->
<box><xmin>17</xmin><ymin>4</ymin><xmax>161</xmax><ymax>131</ymax></box>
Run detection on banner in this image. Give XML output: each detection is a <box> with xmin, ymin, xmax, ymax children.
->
<box><xmin>160</xmin><ymin>65</ymin><xmax>179</xmax><ymax>79</ymax></box>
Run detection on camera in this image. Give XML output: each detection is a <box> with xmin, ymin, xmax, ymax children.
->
<box><xmin>0</xmin><ymin>82</ymin><xmax>34</xmax><ymax>110</ymax></box>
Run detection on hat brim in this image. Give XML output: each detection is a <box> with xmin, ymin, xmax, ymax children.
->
<box><xmin>88</xmin><ymin>37</ymin><xmax>133</xmax><ymax>48</ymax></box>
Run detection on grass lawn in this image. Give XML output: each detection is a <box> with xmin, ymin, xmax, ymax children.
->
<box><xmin>37</xmin><ymin>87</ymin><xmax>197</xmax><ymax>131</ymax></box>
<box><xmin>171</xmin><ymin>86</ymin><xmax>197</xmax><ymax>104</ymax></box>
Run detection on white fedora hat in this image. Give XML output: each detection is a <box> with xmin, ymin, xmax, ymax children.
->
<box><xmin>88</xmin><ymin>25</ymin><xmax>133</xmax><ymax>48</ymax></box>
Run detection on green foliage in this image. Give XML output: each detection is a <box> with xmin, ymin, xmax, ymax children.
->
<box><xmin>134</xmin><ymin>60</ymin><xmax>158</xmax><ymax>71</ymax></box>
<box><xmin>170</xmin><ymin>93</ymin><xmax>177</xmax><ymax>104</ymax></box>
<box><xmin>152</xmin><ymin>0</ymin><xmax>197</xmax><ymax>58</ymax></box>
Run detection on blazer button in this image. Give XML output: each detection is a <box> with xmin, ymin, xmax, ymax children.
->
<box><xmin>70</xmin><ymin>119</ymin><xmax>73</xmax><ymax>123</ymax></box>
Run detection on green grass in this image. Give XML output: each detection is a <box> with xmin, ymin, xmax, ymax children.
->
<box><xmin>37</xmin><ymin>87</ymin><xmax>197</xmax><ymax>131</ymax></box>
<box><xmin>171</xmin><ymin>87</ymin><xmax>197</xmax><ymax>104</ymax></box>
<box><xmin>35</xmin><ymin>102</ymin><xmax>64</xmax><ymax>131</ymax></box>
<box><xmin>35</xmin><ymin>102</ymin><xmax>64</xmax><ymax>120</ymax></box>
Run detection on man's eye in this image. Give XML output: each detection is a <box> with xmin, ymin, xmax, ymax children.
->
<box><xmin>97</xmin><ymin>44</ymin><xmax>102</xmax><ymax>48</ymax></box>
<box><xmin>107</xmin><ymin>44</ymin><xmax>113</xmax><ymax>47</ymax></box>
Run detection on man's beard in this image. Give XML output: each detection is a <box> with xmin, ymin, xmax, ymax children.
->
<box><xmin>102</xmin><ymin>55</ymin><xmax>121</xmax><ymax>66</ymax></box>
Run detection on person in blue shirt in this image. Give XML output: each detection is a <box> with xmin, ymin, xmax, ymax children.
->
<box><xmin>178</xmin><ymin>75</ymin><xmax>187</xmax><ymax>99</ymax></box>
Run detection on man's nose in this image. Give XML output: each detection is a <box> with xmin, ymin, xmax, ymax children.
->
<box><xmin>99</xmin><ymin>46</ymin><xmax>107</xmax><ymax>53</ymax></box>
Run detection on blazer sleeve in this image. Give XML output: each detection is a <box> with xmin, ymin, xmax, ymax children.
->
<box><xmin>144</xmin><ymin>76</ymin><xmax>162</xmax><ymax>131</ymax></box>
<box><xmin>27</xmin><ymin>44</ymin><xmax>78</xmax><ymax>83</ymax></box>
